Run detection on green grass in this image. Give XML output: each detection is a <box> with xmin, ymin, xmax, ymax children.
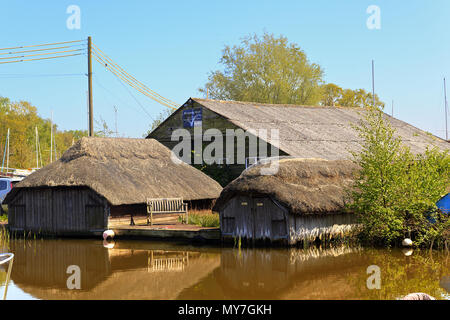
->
<box><xmin>0</xmin><ymin>226</ymin><xmax>10</xmax><ymax>247</ymax></box>
<box><xmin>180</xmin><ymin>211</ymin><xmax>220</xmax><ymax>228</ymax></box>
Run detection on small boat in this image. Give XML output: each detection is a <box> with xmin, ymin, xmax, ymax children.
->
<box><xmin>0</xmin><ymin>253</ymin><xmax>14</xmax><ymax>300</ymax></box>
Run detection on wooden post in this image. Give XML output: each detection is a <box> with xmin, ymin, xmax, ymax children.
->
<box><xmin>150</xmin><ymin>205</ymin><xmax>153</xmax><ymax>226</ymax></box>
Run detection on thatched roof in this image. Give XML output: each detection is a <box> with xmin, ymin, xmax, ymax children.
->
<box><xmin>213</xmin><ymin>158</ymin><xmax>359</xmax><ymax>215</ymax></box>
<box><xmin>5</xmin><ymin>137</ymin><xmax>222</xmax><ymax>206</ymax></box>
<box><xmin>177</xmin><ymin>98</ymin><xmax>449</xmax><ymax>159</ymax></box>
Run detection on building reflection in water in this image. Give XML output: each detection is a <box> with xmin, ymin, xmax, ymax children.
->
<box><xmin>7</xmin><ymin>239</ymin><xmax>219</xmax><ymax>299</ymax></box>
<box><xmin>4</xmin><ymin>239</ymin><xmax>449</xmax><ymax>300</ymax></box>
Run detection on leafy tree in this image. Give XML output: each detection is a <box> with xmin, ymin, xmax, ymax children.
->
<box><xmin>0</xmin><ymin>96</ymin><xmax>88</xmax><ymax>169</ymax></box>
<box><xmin>340</xmin><ymin>88</ymin><xmax>384</xmax><ymax>108</ymax></box>
<box><xmin>320</xmin><ymin>83</ymin><xmax>384</xmax><ymax>108</ymax></box>
<box><xmin>349</xmin><ymin>107</ymin><xmax>449</xmax><ymax>247</ymax></box>
<box><xmin>320</xmin><ymin>83</ymin><xmax>343</xmax><ymax>106</ymax></box>
<box><xmin>200</xmin><ymin>32</ymin><xmax>324</xmax><ymax>105</ymax></box>
<box><xmin>143</xmin><ymin>108</ymin><xmax>174</xmax><ymax>137</ymax></box>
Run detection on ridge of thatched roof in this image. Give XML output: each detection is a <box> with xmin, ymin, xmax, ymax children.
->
<box><xmin>185</xmin><ymin>98</ymin><xmax>449</xmax><ymax>160</ymax></box>
<box><xmin>6</xmin><ymin>137</ymin><xmax>222</xmax><ymax>206</ymax></box>
<box><xmin>213</xmin><ymin>157</ymin><xmax>359</xmax><ymax>215</ymax></box>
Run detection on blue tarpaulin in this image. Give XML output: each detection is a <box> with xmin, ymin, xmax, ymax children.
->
<box><xmin>436</xmin><ymin>193</ymin><xmax>450</xmax><ymax>215</ymax></box>
<box><xmin>426</xmin><ymin>193</ymin><xmax>449</xmax><ymax>224</ymax></box>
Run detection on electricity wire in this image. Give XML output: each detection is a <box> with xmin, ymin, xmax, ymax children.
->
<box><xmin>0</xmin><ymin>44</ymin><xmax>86</xmax><ymax>56</ymax></box>
<box><xmin>0</xmin><ymin>48</ymin><xmax>85</xmax><ymax>60</ymax></box>
<box><xmin>0</xmin><ymin>40</ymin><xmax>84</xmax><ymax>51</ymax></box>
<box><xmin>92</xmin><ymin>43</ymin><xmax>178</xmax><ymax>108</ymax></box>
<box><xmin>93</xmin><ymin>53</ymin><xmax>177</xmax><ymax>110</ymax></box>
<box><xmin>0</xmin><ymin>53</ymin><xmax>84</xmax><ymax>65</ymax></box>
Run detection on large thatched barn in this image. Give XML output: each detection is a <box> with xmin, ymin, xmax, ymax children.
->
<box><xmin>213</xmin><ymin>158</ymin><xmax>359</xmax><ymax>245</ymax></box>
<box><xmin>148</xmin><ymin>98</ymin><xmax>449</xmax><ymax>186</ymax></box>
<box><xmin>4</xmin><ymin>137</ymin><xmax>222</xmax><ymax>235</ymax></box>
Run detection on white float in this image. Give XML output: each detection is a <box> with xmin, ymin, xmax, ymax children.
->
<box><xmin>103</xmin><ymin>229</ymin><xmax>115</xmax><ymax>240</ymax></box>
<box><xmin>402</xmin><ymin>238</ymin><xmax>413</xmax><ymax>247</ymax></box>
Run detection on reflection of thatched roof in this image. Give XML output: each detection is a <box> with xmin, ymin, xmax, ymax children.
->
<box><xmin>213</xmin><ymin>158</ymin><xmax>359</xmax><ymax>215</ymax></box>
<box><xmin>14</xmin><ymin>251</ymin><xmax>220</xmax><ymax>300</ymax></box>
<box><xmin>6</xmin><ymin>137</ymin><xmax>222</xmax><ymax>206</ymax></box>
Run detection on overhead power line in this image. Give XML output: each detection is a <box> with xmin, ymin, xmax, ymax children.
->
<box><xmin>0</xmin><ymin>48</ymin><xmax>85</xmax><ymax>60</ymax></box>
<box><xmin>0</xmin><ymin>73</ymin><xmax>84</xmax><ymax>78</ymax></box>
<box><xmin>92</xmin><ymin>44</ymin><xmax>178</xmax><ymax>108</ymax></box>
<box><xmin>93</xmin><ymin>53</ymin><xmax>177</xmax><ymax>110</ymax></box>
<box><xmin>92</xmin><ymin>49</ymin><xmax>178</xmax><ymax>109</ymax></box>
<box><xmin>0</xmin><ymin>53</ymin><xmax>84</xmax><ymax>65</ymax></box>
<box><xmin>0</xmin><ymin>37</ymin><xmax>180</xmax><ymax>136</ymax></box>
<box><xmin>91</xmin><ymin>44</ymin><xmax>178</xmax><ymax>110</ymax></box>
<box><xmin>0</xmin><ymin>44</ymin><xmax>86</xmax><ymax>56</ymax></box>
<box><xmin>0</xmin><ymin>39</ymin><xmax>84</xmax><ymax>51</ymax></box>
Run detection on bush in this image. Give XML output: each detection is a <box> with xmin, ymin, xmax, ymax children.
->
<box><xmin>349</xmin><ymin>107</ymin><xmax>449</xmax><ymax>248</ymax></box>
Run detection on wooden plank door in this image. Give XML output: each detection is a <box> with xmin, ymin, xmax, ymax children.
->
<box><xmin>252</xmin><ymin>197</ymin><xmax>272</xmax><ymax>240</ymax></box>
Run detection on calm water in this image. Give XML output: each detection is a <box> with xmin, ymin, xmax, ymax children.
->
<box><xmin>0</xmin><ymin>239</ymin><xmax>449</xmax><ymax>300</ymax></box>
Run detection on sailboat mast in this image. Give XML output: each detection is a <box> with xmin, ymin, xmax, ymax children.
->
<box><xmin>35</xmin><ymin>126</ymin><xmax>39</xmax><ymax>168</ymax></box>
<box><xmin>50</xmin><ymin>111</ymin><xmax>53</xmax><ymax>163</ymax></box>
<box><xmin>6</xmin><ymin>128</ymin><xmax>10</xmax><ymax>173</ymax></box>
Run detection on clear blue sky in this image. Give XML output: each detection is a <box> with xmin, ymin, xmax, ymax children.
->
<box><xmin>1</xmin><ymin>0</ymin><xmax>449</xmax><ymax>138</ymax></box>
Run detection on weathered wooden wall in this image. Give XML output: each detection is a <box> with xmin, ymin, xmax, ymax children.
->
<box><xmin>288</xmin><ymin>213</ymin><xmax>357</xmax><ymax>245</ymax></box>
<box><xmin>7</xmin><ymin>187</ymin><xmax>109</xmax><ymax>235</ymax></box>
<box><xmin>220</xmin><ymin>195</ymin><xmax>289</xmax><ymax>242</ymax></box>
<box><xmin>220</xmin><ymin>195</ymin><xmax>357</xmax><ymax>245</ymax></box>
<box><xmin>149</xmin><ymin>100</ymin><xmax>286</xmax><ymax>185</ymax></box>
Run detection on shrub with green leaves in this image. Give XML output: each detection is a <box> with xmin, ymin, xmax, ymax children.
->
<box><xmin>349</xmin><ymin>107</ymin><xmax>449</xmax><ymax>248</ymax></box>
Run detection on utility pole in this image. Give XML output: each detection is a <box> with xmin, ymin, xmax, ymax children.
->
<box><xmin>88</xmin><ymin>36</ymin><xmax>94</xmax><ymax>137</ymax></box>
<box><xmin>445</xmin><ymin>77</ymin><xmax>448</xmax><ymax>140</ymax></box>
<box><xmin>392</xmin><ymin>100</ymin><xmax>394</xmax><ymax>117</ymax></box>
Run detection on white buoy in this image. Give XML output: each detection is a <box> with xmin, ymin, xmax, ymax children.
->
<box><xmin>402</xmin><ymin>293</ymin><xmax>435</xmax><ymax>300</ymax></box>
<box><xmin>402</xmin><ymin>238</ymin><xmax>413</xmax><ymax>247</ymax></box>
<box><xmin>103</xmin><ymin>229</ymin><xmax>115</xmax><ymax>241</ymax></box>
<box><xmin>103</xmin><ymin>240</ymin><xmax>115</xmax><ymax>249</ymax></box>
<box><xmin>402</xmin><ymin>248</ymin><xmax>413</xmax><ymax>256</ymax></box>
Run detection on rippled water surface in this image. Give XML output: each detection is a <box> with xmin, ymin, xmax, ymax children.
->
<box><xmin>1</xmin><ymin>239</ymin><xmax>449</xmax><ymax>300</ymax></box>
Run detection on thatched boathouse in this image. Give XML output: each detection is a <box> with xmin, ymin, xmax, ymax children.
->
<box><xmin>4</xmin><ymin>137</ymin><xmax>222</xmax><ymax>235</ymax></box>
<box><xmin>213</xmin><ymin>158</ymin><xmax>359</xmax><ymax>245</ymax></box>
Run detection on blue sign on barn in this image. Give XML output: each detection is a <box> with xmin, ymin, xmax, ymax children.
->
<box><xmin>182</xmin><ymin>108</ymin><xmax>202</xmax><ymax>128</ymax></box>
